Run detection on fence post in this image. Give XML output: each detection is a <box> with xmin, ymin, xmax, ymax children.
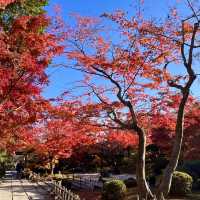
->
<box><xmin>62</xmin><ymin>186</ymin><xmax>65</xmax><ymax>200</ymax></box>
<box><xmin>59</xmin><ymin>180</ymin><xmax>62</xmax><ymax>186</ymax></box>
<box><xmin>63</xmin><ymin>186</ymin><xmax>66</xmax><ymax>200</ymax></box>
<box><xmin>64</xmin><ymin>188</ymin><xmax>67</xmax><ymax>200</ymax></box>
<box><xmin>59</xmin><ymin>184</ymin><xmax>61</xmax><ymax>200</ymax></box>
<box><xmin>67</xmin><ymin>190</ymin><xmax>71</xmax><ymax>200</ymax></box>
<box><xmin>55</xmin><ymin>182</ymin><xmax>58</xmax><ymax>198</ymax></box>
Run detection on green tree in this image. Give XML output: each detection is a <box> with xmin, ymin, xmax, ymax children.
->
<box><xmin>0</xmin><ymin>0</ymin><xmax>48</xmax><ymax>30</ymax></box>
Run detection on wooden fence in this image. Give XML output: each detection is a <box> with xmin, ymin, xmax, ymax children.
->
<box><xmin>71</xmin><ymin>174</ymin><xmax>102</xmax><ymax>191</ymax></box>
<box><xmin>54</xmin><ymin>181</ymin><xmax>80</xmax><ymax>200</ymax></box>
<box><xmin>29</xmin><ymin>172</ymin><xmax>81</xmax><ymax>200</ymax></box>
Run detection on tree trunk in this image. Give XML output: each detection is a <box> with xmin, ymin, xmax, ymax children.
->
<box><xmin>49</xmin><ymin>155</ymin><xmax>54</xmax><ymax>175</ymax></box>
<box><xmin>155</xmin><ymin>92</ymin><xmax>189</xmax><ymax>200</ymax></box>
<box><xmin>136</xmin><ymin>127</ymin><xmax>154</xmax><ymax>200</ymax></box>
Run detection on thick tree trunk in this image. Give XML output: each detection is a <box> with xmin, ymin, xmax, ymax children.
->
<box><xmin>155</xmin><ymin>92</ymin><xmax>189</xmax><ymax>200</ymax></box>
<box><xmin>136</xmin><ymin>127</ymin><xmax>154</xmax><ymax>200</ymax></box>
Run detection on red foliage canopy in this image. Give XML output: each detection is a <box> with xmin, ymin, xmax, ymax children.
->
<box><xmin>0</xmin><ymin>8</ymin><xmax>63</xmax><ymax>150</ymax></box>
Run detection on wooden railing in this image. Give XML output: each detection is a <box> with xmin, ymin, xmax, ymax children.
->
<box><xmin>29</xmin><ymin>172</ymin><xmax>81</xmax><ymax>200</ymax></box>
<box><xmin>54</xmin><ymin>181</ymin><xmax>80</xmax><ymax>200</ymax></box>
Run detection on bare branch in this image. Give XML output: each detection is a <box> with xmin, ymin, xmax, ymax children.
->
<box><xmin>167</xmin><ymin>80</ymin><xmax>184</xmax><ymax>91</ymax></box>
<box><xmin>186</xmin><ymin>0</ymin><xmax>199</xmax><ymax>21</ymax></box>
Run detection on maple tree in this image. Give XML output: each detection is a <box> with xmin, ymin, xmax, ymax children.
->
<box><xmin>0</xmin><ymin>0</ymin><xmax>63</xmax><ymax>153</ymax></box>
<box><xmin>57</xmin><ymin>13</ymin><xmax>174</xmax><ymax>200</ymax></box>
<box><xmin>17</xmin><ymin>97</ymin><xmax>138</xmax><ymax>173</ymax></box>
<box><xmin>69</xmin><ymin>129</ymin><xmax>138</xmax><ymax>170</ymax></box>
<box><xmin>151</xmin><ymin>98</ymin><xmax>200</xmax><ymax>161</ymax></box>
<box><xmin>19</xmin><ymin>101</ymin><xmax>102</xmax><ymax>173</ymax></box>
<box><xmin>53</xmin><ymin>1</ymin><xmax>200</xmax><ymax>199</ymax></box>
<box><xmin>145</xmin><ymin>6</ymin><xmax>200</xmax><ymax>200</ymax></box>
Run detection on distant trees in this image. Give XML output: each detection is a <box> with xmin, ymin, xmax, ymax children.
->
<box><xmin>151</xmin><ymin>99</ymin><xmax>200</xmax><ymax>160</ymax></box>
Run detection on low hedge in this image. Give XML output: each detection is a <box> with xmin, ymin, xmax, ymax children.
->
<box><xmin>170</xmin><ymin>171</ymin><xmax>193</xmax><ymax>195</ymax></box>
<box><xmin>102</xmin><ymin>180</ymin><xmax>127</xmax><ymax>200</ymax></box>
<box><xmin>178</xmin><ymin>160</ymin><xmax>200</xmax><ymax>181</ymax></box>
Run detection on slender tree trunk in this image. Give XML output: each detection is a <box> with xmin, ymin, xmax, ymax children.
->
<box><xmin>155</xmin><ymin>18</ymin><xmax>198</xmax><ymax>198</ymax></box>
<box><xmin>51</xmin><ymin>162</ymin><xmax>54</xmax><ymax>175</ymax></box>
<box><xmin>48</xmin><ymin>154</ymin><xmax>54</xmax><ymax>175</ymax></box>
<box><xmin>156</xmin><ymin>92</ymin><xmax>189</xmax><ymax>200</ymax></box>
<box><xmin>135</xmin><ymin>127</ymin><xmax>154</xmax><ymax>200</ymax></box>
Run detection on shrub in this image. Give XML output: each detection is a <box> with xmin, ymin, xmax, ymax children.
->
<box><xmin>124</xmin><ymin>178</ymin><xmax>137</xmax><ymax>188</ymax></box>
<box><xmin>102</xmin><ymin>180</ymin><xmax>127</xmax><ymax>200</ymax></box>
<box><xmin>178</xmin><ymin>160</ymin><xmax>200</xmax><ymax>181</ymax></box>
<box><xmin>52</xmin><ymin>173</ymin><xmax>63</xmax><ymax>181</ymax></box>
<box><xmin>170</xmin><ymin>171</ymin><xmax>193</xmax><ymax>195</ymax></box>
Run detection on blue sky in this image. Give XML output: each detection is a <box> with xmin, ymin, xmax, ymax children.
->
<box><xmin>43</xmin><ymin>0</ymin><xmax>200</xmax><ymax>99</ymax></box>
